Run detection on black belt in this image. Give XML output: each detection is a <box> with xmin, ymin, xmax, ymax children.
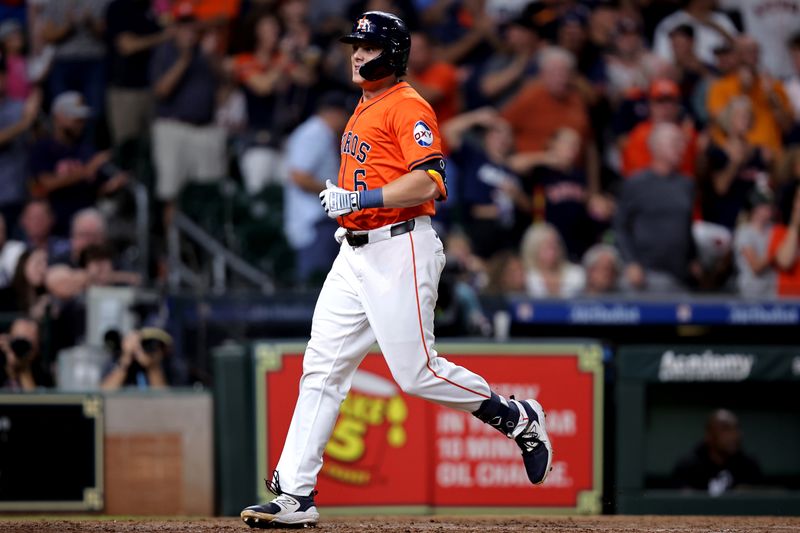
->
<box><xmin>345</xmin><ymin>219</ymin><xmax>416</xmax><ymax>248</ymax></box>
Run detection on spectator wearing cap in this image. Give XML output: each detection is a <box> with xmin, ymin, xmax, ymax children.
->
<box><xmin>615</xmin><ymin>123</ymin><xmax>701</xmax><ymax>293</ymax></box>
<box><xmin>283</xmin><ymin>92</ymin><xmax>351</xmax><ymax>286</ymax></box>
<box><xmin>721</xmin><ymin>0</ymin><xmax>800</xmax><ymax>81</ymax></box>
<box><xmin>653</xmin><ymin>0</ymin><xmax>738</xmax><ymax>67</ymax></box>
<box><xmin>476</xmin><ymin>13</ymin><xmax>542</xmax><ymax>108</ymax></box>
<box><xmin>40</xmin><ymin>0</ymin><xmax>112</xmax><ymax>122</ymax></box>
<box><xmin>0</xmin><ymin>19</ymin><xmax>32</xmax><ymax>101</ymax></box>
<box><xmin>621</xmin><ymin>79</ymin><xmax>699</xmax><ymax>179</ymax></box>
<box><xmin>701</xmin><ymin>96</ymin><xmax>771</xmax><ymax>230</ymax></box>
<box><xmin>105</xmin><ymin>0</ymin><xmax>173</xmax><ymax>146</ymax></box>
<box><xmin>406</xmin><ymin>32</ymin><xmax>460</xmax><ymax>127</ymax></box>
<box><xmin>101</xmin><ymin>327</ymin><xmax>171</xmax><ymax>390</ymax></box>
<box><xmin>150</xmin><ymin>1</ymin><xmax>226</xmax><ymax>224</ymax></box>
<box><xmin>28</xmin><ymin>91</ymin><xmax>128</xmax><ymax>236</ymax></box>
<box><xmin>606</xmin><ymin>15</ymin><xmax>660</xmax><ymax>104</ymax></box>
<box><xmin>707</xmin><ymin>36</ymin><xmax>793</xmax><ymax>154</ymax></box>
<box><xmin>734</xmin><ymin>188</ymin><xmax>777</xmax><ymax>298</ymax></box>
<box><xmin>0</xmin><ymin>62</ymin><xmax>42</xmax><ymax>236</ymax></box>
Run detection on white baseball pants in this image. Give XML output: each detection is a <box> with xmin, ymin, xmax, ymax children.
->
<box><xmin>275</xmin><ymin>216</ymin><xmax>492</xmax><ymax>495</ymax></box>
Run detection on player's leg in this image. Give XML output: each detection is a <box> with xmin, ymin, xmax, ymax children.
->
<box><xmin>360</xmin><ymin>219</ymin><xmax>552</xmax><ymax>485</ymax></box>
<box><xmin>242</xmin><ymin>249</ymin><xmax>375</xmax><ymax>528</ymax></box>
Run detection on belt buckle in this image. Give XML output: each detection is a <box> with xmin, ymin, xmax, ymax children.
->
<box><xmin>346</xmin><ymin>231</ymin><xmax>368</xmax><ymax>247</ymax></box>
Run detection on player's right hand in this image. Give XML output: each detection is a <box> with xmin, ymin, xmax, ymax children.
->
<box><xmin>320</xmin><ymin>179</ymin><xmax>361</xmax><ymax>218</ymax></box>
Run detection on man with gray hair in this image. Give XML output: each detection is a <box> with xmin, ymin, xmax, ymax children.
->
<box><xmin>50</xmin><ymin>207</ymin><xmax>107</xmax><ymax>267</ymax></box>
<box><xmin>501</xmin><ymin>46</ymin><xmax>601</xmax><ymax>207</ymax></box>
<box><xmin>614</xmin><ymin>123</ymin><xmax>701</xmax><ymax>293</ymax></box>
<box><xmin>581</xmin><ymin>243</ymin><xmax>621</xmax><ymax>295</ymax></box>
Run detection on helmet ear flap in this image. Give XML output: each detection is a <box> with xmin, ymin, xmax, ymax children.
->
<box><xmin>358</xmin><ymin>51</ymin><xmax>395</xmax><ymax>81</ymax></box>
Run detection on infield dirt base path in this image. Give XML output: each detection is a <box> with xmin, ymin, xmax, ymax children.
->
<box><xmin>1</xmin><ymin>516</ymin><xmax>799</xmax><ymax>533</ymax></box>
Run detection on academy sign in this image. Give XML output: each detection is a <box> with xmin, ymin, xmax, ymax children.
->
<box><xmin>658</xmin><ymin>349</ymin><xmax>755</xmax><ymax>382</ymax></box>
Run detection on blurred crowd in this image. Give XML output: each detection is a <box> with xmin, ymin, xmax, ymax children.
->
<box><xmin>2</xmin><ymin>0</ymin><xmax>800</xmax><ymax>387</ymax></box>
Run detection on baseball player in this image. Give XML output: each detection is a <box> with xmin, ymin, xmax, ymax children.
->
<box><xmin>241</xmin><ymin>12</ymin><xmax>553</xmax><ymax>529</ymax></box>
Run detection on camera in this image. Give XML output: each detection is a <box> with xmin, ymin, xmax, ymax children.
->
<box><xmin>0</xmin><ymin>337</ymin><xmax>34</xmax><ymax>367</ymax></box>
<box><xmin>140</xmin><ymin>338</ymin><xmax>164</xmax><ymax>355</ymax></box>
<box><xmin>9</xmin><ymin>338</ymin><xmax>33</xmax><ymax>360</ymax></box>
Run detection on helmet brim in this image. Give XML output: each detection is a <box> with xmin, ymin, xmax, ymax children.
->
<box><xmin>339</xmin><ymin>34</ymin><xmax>383</xmax><ymax>46</ymax></box>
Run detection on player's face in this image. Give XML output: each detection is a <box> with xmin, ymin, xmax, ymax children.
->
<box><xmin>351</xmin><ymin>43</ymin><xmax>383</xmax><ymax>84</ymax></box>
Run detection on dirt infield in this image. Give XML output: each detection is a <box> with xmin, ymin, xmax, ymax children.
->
<box><xmin>1</xmin><ymin>516</ymin><xmax>799</xmax><ymax>533</ymax></box>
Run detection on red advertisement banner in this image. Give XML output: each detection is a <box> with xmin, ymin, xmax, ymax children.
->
<box><xmin>257</xmin><ymin>343</ymin><xmax>602</xmax><ymax>513</ymax></box>
<box><xmin>265</xmin><ymin>354</ymin><xmax>431</xmax><ymax>506</ymax></box>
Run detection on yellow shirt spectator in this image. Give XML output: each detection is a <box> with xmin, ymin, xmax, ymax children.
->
<box><xmin>707</xmin><ymin>72</ymin><xmax>791</xmax><ymax>154</ymax></box>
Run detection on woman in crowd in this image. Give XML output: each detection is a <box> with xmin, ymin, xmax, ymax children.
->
<box><xmin>701</xmin><ymin>97</ymin><xmax>772</xmax><ymax>230</ymax></box>
<box><xmin>520</xmin><ymin>221</ymin><xmax>585</xmax><ymax>298</ymax></box>
<box><xmin>733</xmin><ymin>189</ymin><xmax>776</xmax><ymax>299</ymax></box>
<box><xmin>0</xmin><ymin>248</ymin><xmax>50</xmax><ymax>319</ymax></box>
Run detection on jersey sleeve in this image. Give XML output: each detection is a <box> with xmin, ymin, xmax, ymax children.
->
<box><xmin>389</xmin><ymin>96</ymin><xmax>447</xmax><ymax>199</ymax></box>
<box><xmin>390</xmin><ymin>96</ymin><xmax>444</xmax><ymax>171</ymax></box>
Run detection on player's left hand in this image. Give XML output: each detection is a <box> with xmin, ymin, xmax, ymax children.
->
<box><xmin>320</xmin><ymin>179</ymin><xmax>360</xmax><ymax>218</ymax></box>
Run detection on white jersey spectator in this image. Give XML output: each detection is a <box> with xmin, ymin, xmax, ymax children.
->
<box><xmin>653</xmin><ymin>1</ymin><xmax>738</xmax><ymax>66</ymax></box>
<box><xmin>721</xmin><ymin>0</ymin><xmax>800</xmax><ymax>80</ymax></box>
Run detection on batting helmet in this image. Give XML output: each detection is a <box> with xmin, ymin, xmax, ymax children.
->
<box><xmin>339</xmin><ymin>11</ymin><xmax>411</xmax><ymax>81</ymax></box>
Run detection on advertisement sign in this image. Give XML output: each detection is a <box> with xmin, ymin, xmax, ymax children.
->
<box><xmin>617</xmin><ymin>345</ymin><xmax>800</xmax><ymax>382</ymax></box>
<box><xmin>0</xmin><ymin>394</ymin><xmax>104</xmax><ymax>511</ymax></box>
<box><xmin>254</xmin><ymin>342</ymin><xmax>602</xmax><ymax>514</ymax></box>
<box><xmin>509</xmin><ymin>299</ymin><xmax>800</xmax><ymax>325</ymax></box>
<box><xmin>260</xmin><ymin>352</ymin><xmax>431</xmax><ymax>508</ymax></box>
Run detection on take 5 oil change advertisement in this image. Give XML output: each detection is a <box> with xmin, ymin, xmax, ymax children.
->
<box><xmin>254</xmin><ymin>342</ymin><xmax>603</xmax><ymax>514</ymax></box>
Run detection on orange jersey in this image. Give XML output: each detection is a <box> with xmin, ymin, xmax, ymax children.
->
<box><xmin>338</xmin><ymin>82</ymin><xmax>446</xmax><ymax>231</ymax></box>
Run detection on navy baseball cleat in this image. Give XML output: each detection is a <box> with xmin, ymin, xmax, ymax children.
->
<box><xmin>509</xmin><ymin>396</ymin><xmax>553</xmax><ymax>485</ymax></box>
<box><xmin>241</xmin><ymin>472</ymin><xmax>319</xmax><ymax>529</ymax></box>
<box><xmin>472</xmin><ymin>392</ymin><xmax>553</xmax><ymax>485</ymax></box>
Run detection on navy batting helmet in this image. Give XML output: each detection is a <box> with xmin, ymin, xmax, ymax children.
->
<box><xmin>339</xmin><ymin>11</ymin><xmax>410</xmax><ymax>81</ymax></box>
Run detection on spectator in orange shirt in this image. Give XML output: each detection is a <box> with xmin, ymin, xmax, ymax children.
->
<box><xmin>502</xmin><ymin>46</ymin><xmax>591</xmax><ymax>154</ymax></box>
<box><xmin>501</xmin><ymin>46</ymin><xmax>599</xmax><ymax>196</ymax></box>
<box><xmin>768</xmin><ymin>184</ymin><xmax>800</xmax><ymax>297</ymax></box>
<box><xmin>621</xmin><ymin>78</ymin><xmax>699</xmax><ymax>178</ymax></box>
<box><xmin>707</xmin><ymin>36</ymin><xmax>793</xmax><ymax>154</ymax></box>
<box><xmin>406</xmin><ymin>31</ymin><xmax>460</xmax><ymax>126</ymax></box>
